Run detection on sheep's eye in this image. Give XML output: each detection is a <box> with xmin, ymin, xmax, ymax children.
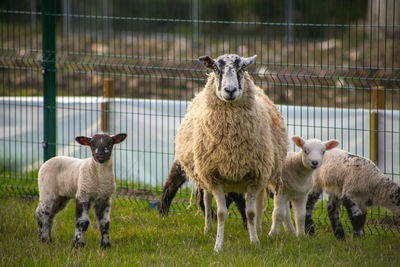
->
<box><xmin>304</xmin><ymin>150</ymin><xmax>310</xmax><ymax>155</ymax></box>
<box><xmin>322</xmin><ymin>150</ymin><xmax>326</xmax><ymax>155</ymax></box>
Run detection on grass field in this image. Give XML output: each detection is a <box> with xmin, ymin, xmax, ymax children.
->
<box><xmin>1</xmin><ymin>195</ymin><xmax>400</xmax><ymax>266</ymax></box>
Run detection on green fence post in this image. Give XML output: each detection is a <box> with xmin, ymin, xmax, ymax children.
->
<box><xmin>42</xmin><ymin>0</ymin><xmax>57</xmax><ymax>161</ymax></box>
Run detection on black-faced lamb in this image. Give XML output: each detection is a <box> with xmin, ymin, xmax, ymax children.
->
<box><xmin>158</xmin><ymin>159</ymin><xmax>247</xmax><ymax>228</ymax></box>
<box><xmin>305</xmin><ymin>149</ymin><xmax>400</xmax><ymax>239</ymax></box>
<box><xmin>36</xmin><ymin>133</ymin><xmax>127</xmax><ymax>248</ymax></box>
<box><xmin>268</xmin><ymin>137</ymin><xmax>339</xmax><ymax>236</ymax></box>
<box><xmin>175</xmin><ymin>54</ymin><xmax>288</xmax><ymax>251</ymax></box>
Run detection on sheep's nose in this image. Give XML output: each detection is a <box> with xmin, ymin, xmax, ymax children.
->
<box><xmin>224</xmin><ymin>87</ymin><xmax>237</xmax><ymax>96</ymax></box>
<box><xmin>312</xmin><ymin>161</ymin><xmax>318</xmax><ymax>166</ymax></box>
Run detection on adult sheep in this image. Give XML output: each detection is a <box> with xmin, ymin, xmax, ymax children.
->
<box><xmin>175</xmin><ymin>54</ymin><xmax>288</xmax><ymax>251</ymax></box>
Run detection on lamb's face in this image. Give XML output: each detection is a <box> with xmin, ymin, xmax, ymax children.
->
<box><xmin>88</xmin><ymin>134</ymin><xmax>115</xmax><ymax>163</ymax></box>
<box><xmin>292</xmin><ymin>137</ymin><xmax>339</xmax><ymax>170</ymax></box>
<box><xmin>199</xmin><ymin>54</ymin><xmax>257</xmax><ymax>103</ymax></box>
<box><xmin>75</xmin><ymin>133</ymin><xmax>127</xmax><ymax>164</ymax></box>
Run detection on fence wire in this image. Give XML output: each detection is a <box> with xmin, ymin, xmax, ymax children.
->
<box><xmin>1</xmin><ymin>0</ymin><xmax>399</xmax><ymax>235</ymax></box>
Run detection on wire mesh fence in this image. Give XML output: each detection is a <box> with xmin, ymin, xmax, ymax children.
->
<box><xmin>1</xmin><ymin>0</ymin><xmax>399</xmax><ymax>235</ymax></box>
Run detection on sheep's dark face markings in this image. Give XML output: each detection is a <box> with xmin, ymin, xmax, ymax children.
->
<box><xmin>89</xmin><ymin>135</ymin><xmax>114</xmax><ymax>163</ymax></box>
<box><xmin>199</xmin><ymin>54</ymin><xmax>257</xmax><ymax>103</ymax></box>
<box><xmin>390</xmin><ymin>187</ymin><xmax>400</xmax><ymax>206</ymax></box>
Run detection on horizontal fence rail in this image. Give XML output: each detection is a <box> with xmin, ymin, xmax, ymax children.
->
<box><xmin>1</xmin><ymin>0</ymin><xmax>399</xmax><ymax>235</ymax></box>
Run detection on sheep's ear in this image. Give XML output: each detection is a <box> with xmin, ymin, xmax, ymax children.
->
<box><xmin>75</xmin><ymin>136</ymin><xmax>91</xmax><ymax>146</ymax></box>
<box><xmin>292</xmin><ymin>136</ymin><xmax>305</xmax><ymax>148</ymax></box>
<box><xmin>198</xmin><ymin>56</ymin><xmax>218</xmax><ymax>70</ymax></box>
<box><xmin>112</xmin><ymin>133</ymin><xmax>127</xmax><ymax>144</ymax></box>
<box><xmin>324</xmin><ymin>140</ymin><xmax>339</xmax><ymax>150</ymax></box>
<box><xmin>241</xmin><ymin>55</ymin><xmax>257</xmax><ymax>69</ymax></box>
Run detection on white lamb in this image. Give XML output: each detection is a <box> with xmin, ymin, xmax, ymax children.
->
<box><xmin>175</xmin><ymin>54</ymin><xmax>288</xmax><ymax>251</ymax></box>
<box><xmin>305</xmin><ymin>149</ymin><xmax>400</xmax><ymax>239</ymax></box>
<box><xmin>268</xmin><ymin>137</ymin><xmax>339</xmax><ymax>236</ymax></box>
<box><xmin>36</xmin><ymin>133</ymin><xmax>127</xmax><ymax>248</ymax></box>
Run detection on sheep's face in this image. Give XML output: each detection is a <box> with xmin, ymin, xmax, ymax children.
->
<box><xmin>199</xmin><ymin>54</ymin><xmax>256</xmax><ymax>103</ymax></box>
<box><xmin>75</xmin><ymin>133</ymin><xmax>127</xmax><ymax>163</ymax></box>
<box><xmin>292</xmin><ymin>137</ymin><xmax>339</xmax><ymax>170</ymax></box>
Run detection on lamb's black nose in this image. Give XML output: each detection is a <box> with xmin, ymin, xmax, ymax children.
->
<box><xmin>312</xmin><ymin>161</ymin><xmax>318</xmax><ymax>166</ymax></box>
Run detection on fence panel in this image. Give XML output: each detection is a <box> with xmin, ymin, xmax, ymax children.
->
<box><xmin>1</xmin><ymin>0</ymin><xmax>399</xmax><ymax>234</ymax></box>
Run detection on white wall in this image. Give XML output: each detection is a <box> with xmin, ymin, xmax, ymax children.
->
<box><xmin>1</xmin><ymin>97</ymin><xmax>399</xmax><ymax>185</ymax></box>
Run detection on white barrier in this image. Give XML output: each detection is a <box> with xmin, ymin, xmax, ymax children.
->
<box><xmin>1</xmin><ymin>97</ymin><xmax>399</xmax><ymax>184</ymax></box>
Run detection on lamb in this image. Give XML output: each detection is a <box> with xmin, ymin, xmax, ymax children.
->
<box><xmin>36</xmin><ymin>133</ymin><xmax>127</xmax><ymax>248</ymax></box>
<box><xmin>268</xmin><ymin>137</ymin><xmax>339</xmax><ymax>236</ymax></box>
<box><xmin>305</xmin><ymin>149</ymin><xmax>400</xmax><ymax>239</ymax></box>
<box><xmin>174</xmin><ymin>54</ymin><xmax>288</xmax><ymax>251</ymax></box>
<box><xmin>159</xmin><ymin>159</ymin><xmax>247</xmax><ymax>228</ymax></box>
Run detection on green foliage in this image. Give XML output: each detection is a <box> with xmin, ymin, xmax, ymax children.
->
<box><xmin>1</xmin><ymin>196</ymin><xmax>400</xmax><ymax>266</ymax></box>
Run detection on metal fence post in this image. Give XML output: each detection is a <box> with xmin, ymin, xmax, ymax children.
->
<box><xmin>370</xmin><ymin>86</ymin><xmax>385</xmax><ymax>164</ymax></box>
<box><xmin>42</xmin><ymin>0</ymin><xmax>57</xmax><ymax>161</ymax></box>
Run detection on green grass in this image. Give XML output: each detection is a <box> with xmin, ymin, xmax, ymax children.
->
<box><xmin>1</xmin><ymin>195</ymin><xmax>400</xmax><ymax>266</ymax></box>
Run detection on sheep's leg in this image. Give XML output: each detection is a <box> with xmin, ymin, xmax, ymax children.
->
<box><xmin>204</xmin><ymin>190</ymin><xmax>213</xmax><ymax>234</ymax></box>
<box><xmin>246</xmin><ymin>187</ymin><xmax>262</xmax><ymax>243</ymax></box>
<box><xmin>159</xmin><ymin>160</ymin><xmax>187</xmax><ymax>216</ymax></box>
<box><xmin>212</xmin><ymin>185</ymin><xmax>227</xmax><ymax>252</ymax></box>
<box><xmin>342</xmin><ymin>196</ymin><xmax>366</xmax><ymax>238</ymax></box>
<box><xmin>327</xmin><ymin>195</ymin><xmax>345</xmax><ymax>240</ymax></box>
<box><xmin>255</xmin><ymin>189</ymin><xmax>266</xmax><ymax>234</ymax></box>
<box><xmin>73</xmin><ymin>199</ymin><xmax>91</xmax><ymax>248</ymax></box>
<box><xmin>269</xmin><ymin>193</ymin><xmax>288</xmax><ymax>235</ymax></box>
<box><xmin>292</xmin><ymin>196</ymin><xmax>307</xmax><ymax>236</ymax></box>
<box><xmin>36</xmin><ymin>197</ymin><xmax>69</xmax><ymax>243</ymax></box>
<box><xmin>305</xmin><ymin>189</ymin><xmax>322</xmax><ymax>235</ymax></box>
<box><xmin>94</xmin><ymin>198</ymin><xmax>112</xmax><ymax>248</ymax></box>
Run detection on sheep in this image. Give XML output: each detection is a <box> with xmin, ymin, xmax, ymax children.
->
<box><xmin>159</xmin><ymin>159</ymin><xmax>247</xmax><ymax>228</ymax></box>
<box><xmin>305</xmin><ymin>149</ymin><xmax>400</xmax><ymax>239</ymax></box>
<box><xmin>174</xmin><ymin>54</ymin><xmax>288</xmax><ymax>251</ymax></box>
<box><xmin>268</xmin><ymin>137</ymin><xmax>339</xmax><ymax>236</ymax></box>
<box><xmin>35</xmin><ymin>133</ymin><xmax>127</xmax><ymax>248</ymax></box>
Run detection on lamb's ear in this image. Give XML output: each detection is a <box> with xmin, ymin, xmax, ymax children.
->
<box><xmin>292</xmin><ymin>136</ymin><xmax>305</xmax><ymax>148</ymax></box>
<box><xmin>75</xmin><ymin>136</ymin><xmax>91</xmax><ymax>146</ymax></box>
<box><xmin>324</xmin><ymin>139</ymin><xmax>339</xmax><ymax>150</ymax></box>
<box><xmin>241</xmin><ymin>55</ymin><xmax>257</xmax><ymax>69</ymax></box>
<box><xmin>112</xmin><ymin>133</ymin><xmax>127</xmax><ymax>144</ymax></box>
<box><xmin>198</xmin><ymin>56</ymin><xmax>218</xmax><ymax>70</ymax></box>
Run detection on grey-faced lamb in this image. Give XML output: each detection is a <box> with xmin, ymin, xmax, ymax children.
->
<box><xmin>268</xmin><ymin>137</ymin><xmax>339</xmax><ymax>236</ymax></box>
<box><xmin>36</xmin><ymin>133</ymin><xmax>127</xmax><ymax>248</ymax></box>
<box><xmin>175</xmin><ymin>54</ymin><xmax>288</xmax><ymax>251</ymax></box>
<box><xmin>305</xmin><ymin>149</ymin><xmax>400</xmax><ymax>239</ymax></box>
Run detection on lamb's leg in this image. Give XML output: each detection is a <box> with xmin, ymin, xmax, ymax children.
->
<box><xmin>73</xmin><ymin>199</ymin><xmax>91</xmax><ymax>248</ymax></box>
<box><xmin>327</xmin><ymin>195</ymin><xmax>346</xmax><ymax>240</ymax></box>
<box><xmin>36</xmin><ymin>197</ymin><xmax>69</xmax><ymax>243</ymax></box>
<box><xmin>159</xmin><ymin>160</ymin><xmax>187</xmax><ymax>216</ymax></box>
<box><xmin>292</xmin><ymin>196</ymin><xmax>307</xmax><ymax>236</ymax></box>
<box><xmin>246</xmin><ymin>187</ymin><xmax>262</xmax><ymax>243</ymax></box>
<box><xmin>305</xmin><ymin>189</ymin><xmax>322</xmax><ymax>235</ymax></box>
<box><xmin>228</xmin><ymin>192</ymin><xmax>247</xmax><ymax>229</ymax></box>
<box><xmin>204</xmin><ymin>190</ymin><xmax>213</xmax><ymax>234</ymax></box>
<box><xmin>94</xmin><ymin>198</ymin><xmax>112</xmax><ymax>248</ymax></box>
<box><xmin>282</xmin><ymin>201</ymin><xmax>296</xmax><ymax>234</ymax></box>
<box><xmin>342</xmin><ymin>196</ymin><xmax>366</xmax><ymax>238</ymax></box>
<box><xmin>211</xmin><ymin>184</ymin><xmax>227</xmax><ymax>252</ymax></box>
<box><xmin>269</xmin><ymin>193</ymin><xmax>289</xmax><ymax>235</ymax></box>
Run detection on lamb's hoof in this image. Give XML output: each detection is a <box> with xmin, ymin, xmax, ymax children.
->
<box><xmin>73</xmin><ymin>240</ymin><xmax>85</xmax><ymax>248</ymax></box>
<box><xmin>39</xmin><ymin>235</ymin><xmax>52</xmax><ymax>243</ymax></box>
<box><xmin>100</xmin><ymin>242</ymin><xmax>111</xmax><ymax>249</ymax></box>
<box><xmin>334</xmin><ymin>230</ymin><xmax>346</xmax><ymax>240</ymax></box>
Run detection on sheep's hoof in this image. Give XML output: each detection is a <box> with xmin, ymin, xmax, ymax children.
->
<box><xmin>73</xmin><ymin>240</ymin><xmax>85</xmax><ymax>248</ymax></box>
<box><xmin>100</xmin><ymin>242</ymin><xmax>111</xmax><ymax>249</ymax></box>
<box><xmin>213</xmin><ymin>245</ymin><xmax>223</xmax><ymax>252</ymax></box>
